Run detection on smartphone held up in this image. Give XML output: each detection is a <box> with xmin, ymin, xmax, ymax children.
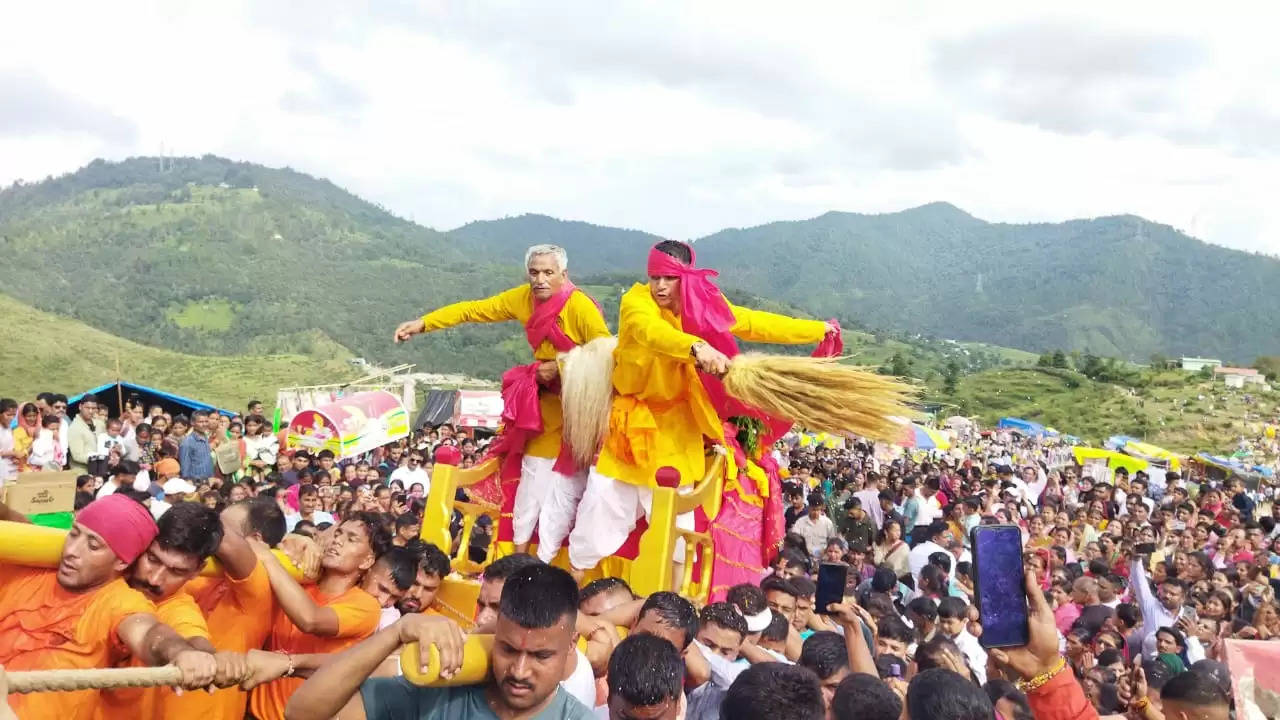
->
<box><xmin>971</xmin><ymin>524</ymin><xmax>1030</xmax><ymax>649</ymax></box>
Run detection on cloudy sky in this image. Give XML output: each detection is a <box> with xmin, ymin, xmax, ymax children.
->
<box><xmin>3</xmin><ymin>1</ymin><xmax>1279</xmax><ymax>253</ymax></box>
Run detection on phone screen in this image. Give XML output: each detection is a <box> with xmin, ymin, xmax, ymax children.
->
<box><xmin>972</xmin><ymin>524</ymin><xmax>1030</xmax><ymax>648</ymax></box>
<box><xmin>815</xmin><ymin>563</ymin><xmax>848</xmax><ymax>614</ymax></box>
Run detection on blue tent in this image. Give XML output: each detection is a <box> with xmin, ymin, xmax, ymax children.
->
<box><xmin>68</xmin><ymin>381</ymin><xmax>233</xmax><ymax>419</ymax></box>
<box><xmin>997</xmin><ymin>417</ymin><xmax>1049</xmax><ymax>437</ymax></box>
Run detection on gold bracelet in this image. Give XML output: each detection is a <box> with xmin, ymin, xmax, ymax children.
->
<box><xmin>1015</xmin><ymin>656</ymin><xmax>1067</xmax><ymax>694</ymax></box>
<box><xmin>1132</xmin><ymin>697</ymin><xmax>1150</xmax><ymax>712</ymax></box>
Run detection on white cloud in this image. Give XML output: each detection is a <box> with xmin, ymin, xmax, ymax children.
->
<box><xmin>1</xmin><ymin>0</ymin><xmax>1279</xmax><ymax>254</ymax></box>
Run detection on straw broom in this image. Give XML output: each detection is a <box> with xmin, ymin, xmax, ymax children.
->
<box><xmin>560</xmin><ymin>344</ymin><xmax>918</xmax><ymax>463</ymax></box>
<box><xmin>721</xmin><ymin>353</ymin><xmax>918</xmax><ymax>442</ymax></box>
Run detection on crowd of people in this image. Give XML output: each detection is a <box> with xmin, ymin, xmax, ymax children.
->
<box><xmin>0</xmin><ymin>240</ymin><xmax>1263</xmax><ymax>720</ymax></box>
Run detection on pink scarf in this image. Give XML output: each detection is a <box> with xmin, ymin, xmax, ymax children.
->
<box><xmin>646</xmin><ymin>244</ymin><xmax>844</xmax><ymax>442</ymax></box>
<box><xmin>525</xmin><ymin>281</ymin><xmax>586</xmax><ymax>353</ymax></box>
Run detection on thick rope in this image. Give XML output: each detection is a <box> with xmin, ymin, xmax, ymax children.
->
<box><xmin>5</xmin><ymin>666</ymin><xmax>184</xmax><ymax>694</ymax></box>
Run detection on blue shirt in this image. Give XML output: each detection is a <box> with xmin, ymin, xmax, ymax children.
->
<box><xmin>360</xmin><ymin>678</ymin><xmax>591</xmax><ymax>720</ymax></box>
<box><xmin>178</xmin><ymin>432</ymin><xmax>214</xmax><ymax>479</ymax></box>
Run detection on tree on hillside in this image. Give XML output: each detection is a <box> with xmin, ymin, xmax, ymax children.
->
<box><xmin>1080</xmin><ymin>354</ymin><xmax>1106</xmax><ymax>380</ymax></box>
<box><xmin>882</xmin><ymin>352</ymin><xmax>912</xmax><ymax>378</ymax></box>
<box><xmin>943</xmin><ymin>359</ymin><xmax>962</xmax><ymax>394</ymax></box>
<box><xmin>1254</xmin><ymin>356</ymin><xmax>1280</xmax><ymax>381</ymax></box>
<box><xmin>1037</xmin><ymin>352</ymin><xmax>1053</xmax><ymax>367</ymax></box>
<box><xmin>1051</xmin><ymin>350</ymin><xmax>1068</xmax><ymax>368</ymax></box>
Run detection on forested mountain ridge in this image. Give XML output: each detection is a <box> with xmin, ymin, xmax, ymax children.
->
<box><xmin>455</xmin><ymin>203</ymin><xmax>1280</xmax><ymax>362</ymax></box>
<box><xmin>4</xmin><ymin>155</ymin><xmax>1274</xmax><ymax>380</ymax></box>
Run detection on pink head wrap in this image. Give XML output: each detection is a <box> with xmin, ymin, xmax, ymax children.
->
<box><xmin>646</xmin><ymin>243</ymin><xmax>738</xmax><ymax>358</ymax></box>
<box><xmin>75</xmin><ymin>494</ymin><xmax>158</xmax><ymax>565</ymax></box>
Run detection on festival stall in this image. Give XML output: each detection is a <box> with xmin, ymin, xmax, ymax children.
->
<box><xmin>286</xmin><ymin>390</ymin><xmax>410</xmax><ymax>459</ymax></box>
<box><xmin>998</xmin><ymin>417</ymin><xmax>1055</xmax><ymax>438</ymax></box>
<box><xmin>68</xmin><ymin>380</ymin><xmax>232</xmax><ymax>420</ymax></box>
<box><xmin>1192</xmin><ymin>452</ymin><xmax>1273</xmax><ymax>491</ymax></box>
<box><xmin>899</xmin><ymin>423</ymin><xmax>951</xmax><ymax>451</ymax></box>
<box><xmin>1072</xmin><ymin>447</ymin><xmax>1149</xmax><ymax>484</ymax></box>
<box><xmin>454</xmin><ymin>390</ymin><xmax>503</xmax><ymax>430</ymax></box>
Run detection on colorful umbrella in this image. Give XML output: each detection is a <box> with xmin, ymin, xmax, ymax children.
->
<box><xmin>899</xmin><ymin>423</ymin><xmax>951</xmax><ymax>450</ymax></box>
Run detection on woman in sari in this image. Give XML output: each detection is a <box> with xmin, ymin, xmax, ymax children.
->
<box><xmin>874</xmin><ymin>518</ymin><xmax>910</xmax><ymax>579</ymax></box>
<box><xmin>11</xmin><ymin>403</ymin><xmax>40</xmax><ymax>472</ymax></box>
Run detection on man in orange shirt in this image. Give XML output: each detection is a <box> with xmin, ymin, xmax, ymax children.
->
<box><xmin>248</xmin><ymin>511</ymin><xmax>386</xmax><ymax>720</ymax></box>
<box><xmin>169</xmin><ymin>497</ymin><xmax>295</xmax><ymax>720</ymax></box>
<box><xmin>394</xmin><ymin>244</ymin><xmax>611</xmax><ymax>561</ymax></box>
<box><xmin>96</xmin><ymin>501</ymin><xmax>292</xmax><ymax>720</ymax></box>
<box><xmin>0</xmin><ymin>495</ymin><xmax>218</xmax><ymax>720</ymax></box>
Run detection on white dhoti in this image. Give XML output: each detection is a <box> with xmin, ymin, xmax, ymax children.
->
<box><xmin>512</xmin><ymin>455</ymin><xmax>588</xmax><ymax>563</ymax></box>
<box><xmin>568</xmin><ymin>467</ymin><xmax>695</xmax><ymax>570</ymax></box>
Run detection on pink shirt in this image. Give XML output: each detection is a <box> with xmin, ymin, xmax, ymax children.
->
<box><xmin>1054</xmin><ymin>602</ymin><xmax>1082</xmax><ymax>634</ymax></box>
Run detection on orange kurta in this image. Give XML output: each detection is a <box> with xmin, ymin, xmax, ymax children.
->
<box><xmin>248</xmin><ymin>584</ymin><xmax>381</xmax><ymax>720</ymax></box>
<box><xmin>0</xmin><ymin>565</ymin><xmax>155</xmax><ymax>720</ymax></box>
<box><xmin>174</xmin><ymin>561</ymin><xmax>276</xmax><ymax>720</ymax></box>
<box><xmin>94</xmin><ymin>590</ymin><xmax>210</xmax><ymax>720</ymax></box>
<box><xmin>597</xmin><ymin>283</ymin><xmax>826</xmax><ymax>488</ymax></box>
<box><xmin>419</xmin><ymin>284</ymin><xmax>610</xmax><ymax>458</ymax></box>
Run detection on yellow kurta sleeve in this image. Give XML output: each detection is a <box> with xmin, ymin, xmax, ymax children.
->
<box><xmin>420</xmin><ymin>286</ymin><xmax>529</xmax><ymax>332</ymax></box>
<box><xmin>622</xmin><ymin>284</ymin><xmax>702</xmax><ymax>359</ymax></box>
<box><xmin>564</xmin><ymin>290</ymin><xmax>612</xmax><ymax>344</ymax></box>
<box><xmin>728</xmin><ymin>303</ymin><xmax>827</xmax><ymax>345</ymax></box>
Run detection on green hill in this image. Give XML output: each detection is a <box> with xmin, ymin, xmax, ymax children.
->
<box><xmin>0</xmin><ymin>294</ymin><xmax>355</xmax><ymax>410</ymax></box>
<box><xmin>946</xmin><ymin>366</ymin><xmax>1279</xmax><ymax>454</ymax></box>
<box><xmin>0</xmin><ymin>157</ymin><xmax>1038</xmax><ymax>382</ymax></box>
<box><xmin>451</xmin><ymin>205</ymin><xmax>1280</xmax><ymax>363</ymax></box>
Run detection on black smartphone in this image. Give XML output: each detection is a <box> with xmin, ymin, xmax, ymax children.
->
<box><xmin>1134</xmin><ymin>542</ymin><xmax>1157</xmax><ymax>555</ymax></box>
<box><xmin>971</xmin><ymin>524</ymin><xmax>1030</xmax><ymax>648</ymax></box>
<box><xmin>815</xmin><ymin>562</ymin><xmax>848</xmax><ymax>614</ymax></box>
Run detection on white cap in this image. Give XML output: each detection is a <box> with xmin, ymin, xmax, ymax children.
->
<box><xmin>741</xmin><ymin>607</ymin><xmax>773</xmax><ymax>633</ymax></box>
<box><xmin>162</xmin><ymin>477</ymin><xmax>197</xmax><ymax>496</ymax></box>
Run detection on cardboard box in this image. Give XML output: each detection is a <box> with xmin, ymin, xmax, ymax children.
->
<box><xmin>4</xmin><ymin>471</ymin><xmax>77</xmax><ymax>515</ymax></box>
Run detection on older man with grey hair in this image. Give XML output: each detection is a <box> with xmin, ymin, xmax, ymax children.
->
<box><xmin>393</xmin><ymin>245</ymin><xmax>611</xmax><ymax>562</ymax></box>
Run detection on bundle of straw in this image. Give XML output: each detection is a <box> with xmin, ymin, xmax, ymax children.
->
<box><xmin>559</xmin><ymin>336</ymin><xmax>619</xmax><ymax>468</ymax></box>
<box><xmin>722</xmin><ymin>353</ymin><xmax>917</xmax><ymax>441</ymax></box>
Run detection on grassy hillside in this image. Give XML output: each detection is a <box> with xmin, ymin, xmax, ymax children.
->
<box><xmin>944</xmin><ymin>366</ymin><xmax>1279</xmax><ymax>454</ymax></box>
<box><xmin>0</xmin><ymin>294</ymin><xmax>355</xmax><ymax>410</ymax></box>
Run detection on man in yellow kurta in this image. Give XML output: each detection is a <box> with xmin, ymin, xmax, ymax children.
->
<box><xmin>394</xmin><ymin>245</ymin><xmax>611</xmax><ymax>561</ymax></box>
<box><xmin>567</xmin><ymin>240</ymin><xmax>834</xmax><ymax>572</ymax></box>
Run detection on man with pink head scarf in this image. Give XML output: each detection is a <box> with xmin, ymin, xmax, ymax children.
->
<box><xmin>0</xmin><ymin>494</ymin><xmax>223</xmax><ymax>720</ymax></box>
<box><xmin>567</xmin><ymin>240</ymin><xmax>839</xmax><ymax>574</ymax></box>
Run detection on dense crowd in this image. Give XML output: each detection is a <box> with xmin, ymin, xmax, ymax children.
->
<box><xmin>0</xmin><ymin>388</ymin><xmax>1257</xmax><ymax>720</ymax></box>
<box><xmin>0</xmin><ymin>240</ymin><xmax>1261</xmax><ymax>720</ymax></box>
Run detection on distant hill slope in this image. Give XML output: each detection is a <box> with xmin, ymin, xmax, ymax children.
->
<box><xmin>451</xmin><ymin>204</ymin><xmax>1280</xmax><ymax>362</ymax></box>
<box><xmin>949</xmin><ymin>366</ymin><xmax>1280</xmax><ymax>454</ymax></box>
<box><xmin>0</xmin><ymin>157</ymin><xmax>1035</xmax><ymax>381</ymax></box>
<box><xmin>0</xmin><ymin>155</ymin><xmax>534</xmax><ymax>378</ymax></box>
<box><xmin>0</xmin><ymin>294</ymin><xmax>354</xmax><ymax>410</ymax></box>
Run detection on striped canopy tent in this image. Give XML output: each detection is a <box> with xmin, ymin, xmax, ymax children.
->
<box><xmin>898</xmin><ymin>423</ymin><xmax>951</xmax><ymax>451</ymax></box>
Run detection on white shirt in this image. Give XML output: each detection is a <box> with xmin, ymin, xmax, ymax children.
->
<box><xmin>286</xmin><ymin>511</ymin><xmax>335</xmax><ymax>532</ymax></box>
<box><xmin>390</xmin><ymin>466</ymin><xmax>430</xmax><ymax>490</ymax></box>
<box><xmin>908</xmin><ymin>540</ymin><xmax>947</xmax><ymax>581</ymax></box>
<box><xmin>853</xmin><ymin>489</ymin><xmax>884</xmax><ymax>529</ymax></box>
<box><xmin>0</xmin><ymin>426</ymin><xmax>14</xmax><ymax>481</ymax></box>
<box><xmin>561</xmin><ymin>649</ymin><xmax>596</xmax><ymax>710</ymax></box>
<box><xmin>914</xmin><ymin>492</ymin><xmax>943</xmax><ymax>527</ymax></box>
<box><xmin>791</xmin><ymin>514</ymin><xmax>838</xmax><ymax>556</ymax></box>
<box><xmin>150</xmin><ymin>499</ymin><xmax>172</xmax><ymax>521</ymax></box>
<box><xmin>948</xmin><ymin>630</ymin><xmax>988</xmax><ymax>684</ymax></box>
<box><xmin>378</xmin><ymin>607</ymin><xmax>401</xmax><ymax>631</ymax></box>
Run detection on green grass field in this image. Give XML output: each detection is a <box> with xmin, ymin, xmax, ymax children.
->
<box><xmin>944</xmin><ymin>366</ymin><xmax>1279</xmax><ymax>454</ymax></box>
<box><xmin>0</xmin><ymin>294</ymin><xmax>356</xmax><ymax>411</ymax></box>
